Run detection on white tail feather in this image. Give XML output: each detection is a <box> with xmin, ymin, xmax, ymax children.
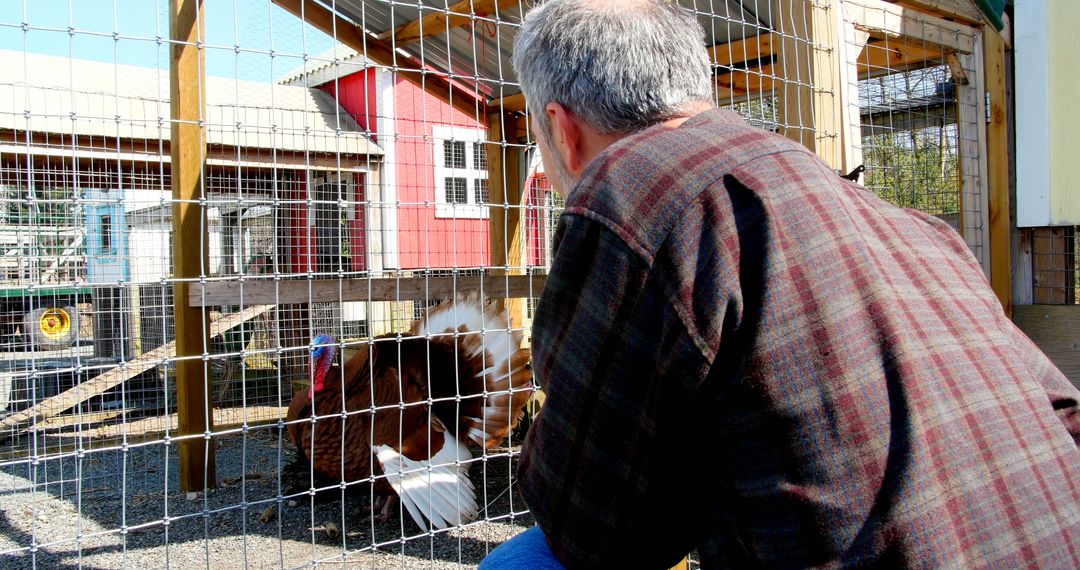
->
<box><xmin>374</xmin><ymin>430</ymin><xmax>477</xmax><ymax>531</ymax></box>
<box><xmin>416</xmin><ymin>297</ymin><xmax>532</xmax><ymax>448</ymax></box>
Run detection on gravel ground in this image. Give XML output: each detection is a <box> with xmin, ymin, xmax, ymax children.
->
<box><xmin>0</xmin><ymin>428</ymin><xmax>534</xmax><ymax>569</ymax></box>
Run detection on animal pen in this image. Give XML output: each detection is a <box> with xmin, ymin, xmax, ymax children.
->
<box><xmin>0</xmin><ymin>0</ymin><xmax>1064</xmax><ymax>568</ymax></box>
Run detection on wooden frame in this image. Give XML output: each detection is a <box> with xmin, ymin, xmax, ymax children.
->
<box><xmin>983</xmin><ymin>25</ymin><xmax>1011</xmax><ymax>313</ymax></box>
<box><xmin>888</xmin><ymin>0</ymin><xmax>985</xmax><ymax>26</ymax></box>
<box><xmin>188</xmin><ymin>275</ymin><xmax>547</xmax><ymax>307</ymax></box>
<box><xmin>845</xmin><ymin>0</ymin><xmax>975</xmax><ymax>54</ymax></box>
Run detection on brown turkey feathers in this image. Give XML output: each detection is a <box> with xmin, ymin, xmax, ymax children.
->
<box><xmin>286</xmin><ymin>296</ymin><xmax>533</xmax><ymax>530</ymax></box>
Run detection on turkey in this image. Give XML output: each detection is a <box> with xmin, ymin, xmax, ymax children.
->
<box><xmin>285</xmin><ymin>296</ymin><xmax>533</xmax><ymax>530</ymax></box>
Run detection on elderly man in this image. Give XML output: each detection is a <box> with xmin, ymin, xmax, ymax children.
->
<box><xmin>482</xmin><ymin>0</ymin><xmax>1080</xmax><ymax>568</ymax></box>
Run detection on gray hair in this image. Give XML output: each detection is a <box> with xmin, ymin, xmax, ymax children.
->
<box><xmin>511</xmin><ymin>0</ymin><xmax>713</xmax><ymax>135</ymax></box>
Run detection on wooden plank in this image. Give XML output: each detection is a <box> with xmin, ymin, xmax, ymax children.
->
<box><xmin>378</xmin><ymin>0</ymin><xmax>520</xmax><ymax>46</ymax></box>
<box><xmin>0</xmin><ymin>305</ymin><xmax>273</xmax><ymax>431</ymax></box>
<box><xmin>709</xmin><ymin>34</ymin><xmax>778</xmax><ymax>102</ymax></box>
<box><xmin>487</xmin><ymin>112</ymin><xmax>527</xmax><ymax>325</ymax></box>
<box><xmin>1012</xmin><ymin>305</ymin><xmax>1080</xmax><ymax>389</ymax></box>
<box><xmin>715</xmin><ymin>64</ymin><xmax>778</xmax><ymax>98</ymax></box>
<box><xmin>29</xmin><ymin>411</ymin><xmax>126</xmax><ymax>431</ymax></box>
<box><xmin>189</xmin><ymin>275</ymin><xmax>546</xmax><ymax>307</ymax></box>
<box><xmin>772</xmin><ymin>0</ymin><xmax>816</xmax><ymax>152</ymax></box>
<box><xmin>1013</xmin><ymin>229</ymin><xmax>1034</xmax><ymax>305</ymax></box>
<box><xmin>983</xmin><ymin>25</ymin><xmax>1011</xmax><ymax>315</ymax></box>
<box><xmin>170</xmin><ymin>0</ymin><xmax>215</xmax><ymax>492</ymax></box>
<box><xmin>887</xmin><ymin>0</ymin><xmax>984</xmax><ymax>26</ymax></box>
<box><xmin>491</xmin><ymin>92</ymin><xmax>526</xmax><ymax>113</ymax></box>
<box><xmin>857</xmin><ymin>37</ymin><xmax>945</xmax><ymax>79</ymax></box>
<box><xmin>709</xmin><ymin>32</ymin><xmax>777</xmax><ymax>68</ymax></box>
<box><xmin>844</xmin><ymin>0</ymin><xmax>976</xmax><ymax>54</ymax></box>
<box><xmin>37</xmin><ymin>406</ymin><xmax>288</xmax><ymax>441</ymax></box>
<box><xmin>272</xmin><ymin>0</ymin><xmax>486</xmax><ymax>120</ymax></box>
<box><xmin>810</xmin><ymin>0</ymin><xmax>847</xmax><ymax>170</ymax></box>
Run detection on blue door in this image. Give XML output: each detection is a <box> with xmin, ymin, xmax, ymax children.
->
<box><xmin>85</xmin><ymin>189</ymin><xmax>128</xmax><ymax>284</ymax></box>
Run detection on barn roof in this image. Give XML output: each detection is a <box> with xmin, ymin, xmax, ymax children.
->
<box><xmin>0</xmin><ymin>49</ymin><xmax>383</xmax><ymax>157</ymax></box>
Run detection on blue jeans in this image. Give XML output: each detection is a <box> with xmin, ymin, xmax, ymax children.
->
<box><xmin>480</xmin><ymin>526</ymin><xmax>566</xmax><ymax>569</ymax></box>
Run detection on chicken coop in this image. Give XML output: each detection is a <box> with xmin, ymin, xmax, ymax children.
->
<box><xmin>1</xmin><ymin>0</ymin><xmax>1069</xmax><ymax>568</ymax></box>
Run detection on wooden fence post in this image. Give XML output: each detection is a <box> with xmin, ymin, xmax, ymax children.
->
<box><xmin>170</xmin><ymin>0</ymin><xmax>215</xmax><ymax>491</ymax></box>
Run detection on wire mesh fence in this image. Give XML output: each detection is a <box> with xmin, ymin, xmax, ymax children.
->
<box><xmin>0</xmin><ymin>0</ymin><xmax>995</xmax><ymax>568</ymax></box>
<box><xmin>1030</xmin><ymin>226</ymin><xmax>1078</xmax><ymax>305</ymax></box>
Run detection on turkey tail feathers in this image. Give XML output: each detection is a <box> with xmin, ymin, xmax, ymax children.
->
<box><xmin>374</xmin><ymin>429</ymin><xmax>478</xmax><ymax>530</ymax></box>
<box><xmin>413</xmin><ymin>295</ymin><xmax>534</xmax><ymax>449</ymax></box>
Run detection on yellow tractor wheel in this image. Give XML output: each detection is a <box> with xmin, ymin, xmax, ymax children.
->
<box><xmin>24</xmin><ymin>306</ymin><xmax>78</xmax><ymax>350</ymax></box>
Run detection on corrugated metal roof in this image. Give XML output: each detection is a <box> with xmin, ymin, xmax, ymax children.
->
<box><xmin>309</xmin><ymin>0</ymin><xmax>770</xmax><ymax>100</ymax></box>
<box><xmin>0</xmin><ymin>50</ymin><xmax>383</xmax><ymax>157</ymax></box>
<box><xmin>279</xmin><ymin>46</ymin><xmax>375</xmax><ymax>87</ymax></box>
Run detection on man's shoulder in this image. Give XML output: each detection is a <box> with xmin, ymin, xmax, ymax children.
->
<box><xmin>563</xmin><ymin>109</ymin><xmax>812</xmax><ymax>264</ymax></box>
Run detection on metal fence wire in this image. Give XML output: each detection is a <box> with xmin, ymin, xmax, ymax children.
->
<box><xmin>0</xmin><ymin>1</ymin><xmax>991</xmax><ymax>568</ymax></box>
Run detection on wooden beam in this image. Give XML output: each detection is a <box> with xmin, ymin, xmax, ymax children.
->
<box><xmin>272</xmin><ymin>0</ymin><xmax>486</xmax><ymax>119</ymax></box>
<box><xmin>709</xmin><ymin>32</ymin><xmax>778</xmax><ymax>68</ymax></box>
<box><xmin>36</xmin><ymin>406</ymin><xmax>288</xmax><ymax>441</ymax></box>
<box><xmin>491</xmin><ymin>92</ymin><xmax>526</xmax><ymax>113</ymax></box>
<box><xmin>487</xmin><ymin>112</ymin><xmax>527</xmax><ymax>325</ymax></box>
<box><xmin>1013</xmin><ymin>228</ymin><xmax>1034</xmax><ymax>305</ymax></box>
<box><xmin>984</xmin><ymin>26</ymin><xmax>1011</xmax><ymax>315</ymax></box>
<box><xmin>170</xmin><ymin>0</ymin><xmax>215</xmax><ymax>492</ymax></box>
<box><xmin>378</xmin><ymin>0</ymin><xmax>520</xmax><ymax>46</ymax></box>
<box><xmin>844</xmin><ymin>0</ymin><xmax>976</xmax><ymax>54</ymax></box>
<box><xmin>857</xmin><ymin>37</ymin><xmax>946</xmax><ymax>79</ymax></box>
<box><xmin>715</xmin><ymin>64</ymin><xmax>778</xmax><ymax>98</ymax></box>
<box><xmin>1012</xmin><ymin>305</ymin><xmax>1080</xmax><ymax>389</ymax></box>
<box><xmin>771</xmin><ymin>0</ymin><xmax>814</xmax><ymax>151</ymax></box>
<box><xmin>189</xmin><ymin>276</ymin><xmax>546</xmax><ymax>307</ymax></box>
<box><xmin>887</xmin><ymin>0</ymin><xmax>984</xmax><ymax>26</ymax></box>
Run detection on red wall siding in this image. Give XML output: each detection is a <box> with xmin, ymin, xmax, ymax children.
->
<box><xmin>350</xmin><ymin>173</ymin><xmax>367</xmax><ymax>272</ymax></box>
<box><xmin>286</xmin><ymin>177</ymin><xmax>312</xmax><ymax>274</ymax></box>
<box><xmin>320</xmin><ymin>70</ymin><xmax>378</xmax><ymax>135</ymax></box>
<box><xmin>525</xmin><ymin>174</ymin><xmax>549</xmax><ymax>268</ymax></box>
<box><xmin>391</xmin><ymin>77</ymin><xmax>489</xmax><ymax>270</ymax></box>
<box><xmin>326</xmin><ymin>69</ymin><xmax>494</xmax><ymax>270</ymax></box>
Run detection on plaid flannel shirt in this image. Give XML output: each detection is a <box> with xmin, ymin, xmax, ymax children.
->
<box><xmin>518</xmin><ymin>109</ymin><xmax>1080</xmax><ymax>569</ymax></box>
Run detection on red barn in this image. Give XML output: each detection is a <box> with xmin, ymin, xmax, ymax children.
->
<box><xmin>282</xmin><ymin>48</ymin><xmax>558</xmax><ymax>273</ymax></box>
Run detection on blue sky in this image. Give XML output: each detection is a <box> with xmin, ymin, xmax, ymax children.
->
<box><xmin>0</xmin><ymin>0</ymin><xmax>338</xmax><ymax>82</ymax></box>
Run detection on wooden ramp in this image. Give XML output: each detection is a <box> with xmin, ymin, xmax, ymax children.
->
<box><xmin>0</xmin><ymin>405</ymin><xmax>287</xmax><ymax>461</ymax></box>
<box><xmin>35</xmin><ymin>405</ymin><xmax>288</xmax><ymax>440</ymax></box>
<box><xmin>0</xmin><ymin>305</ymin><xmax>274</xmax><ymax>432</ymax></box>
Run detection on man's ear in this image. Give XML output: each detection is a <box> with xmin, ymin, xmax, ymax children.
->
<box><xmin>545</xmin><ymin>102</ymin><xmax>585</xmax><ymax>173</ymax></box>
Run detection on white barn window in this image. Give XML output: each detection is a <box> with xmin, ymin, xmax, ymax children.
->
<box><xmin>433</xmin><ymin>126</ymin><xmax>489</xmax><ymax>218</ymax></box>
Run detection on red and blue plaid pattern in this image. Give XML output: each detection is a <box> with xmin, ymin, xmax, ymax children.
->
<box><xmin>518</xmin><ymin>109</ymin><xmax>1080</xmax><ymax>568</ymax></box>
